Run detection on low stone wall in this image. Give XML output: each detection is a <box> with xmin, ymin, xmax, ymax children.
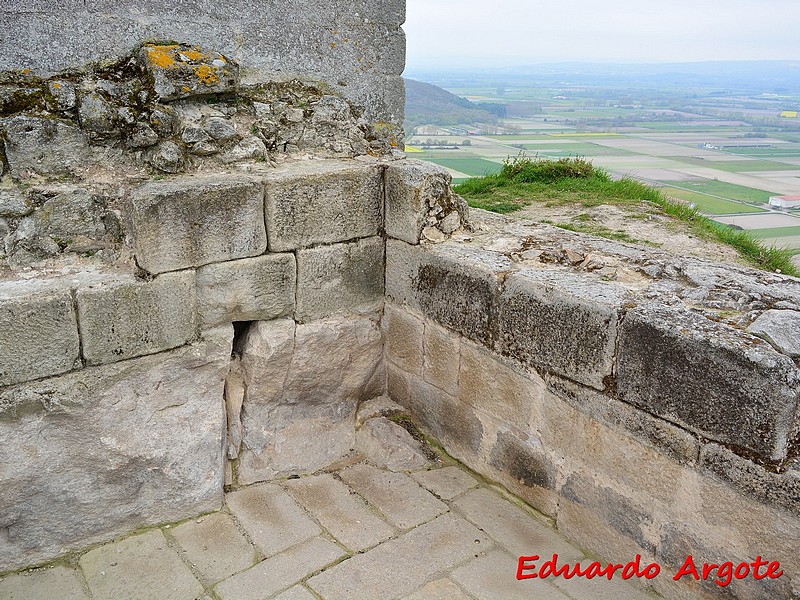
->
<box><xmin>0</xmin><ymin>158</ymin><xmax>395</xmax><ymax>572</ymax></box>
<box><xmin>383</xmin><ymin>196</ymin><xmax>800</xmax><ymax>600</ymax></box>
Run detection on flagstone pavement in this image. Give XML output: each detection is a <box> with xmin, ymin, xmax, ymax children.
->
<box><xmin>0</xmin><ymin>452</ymin><xmax>661</xmax><ymax>600</ymax></box>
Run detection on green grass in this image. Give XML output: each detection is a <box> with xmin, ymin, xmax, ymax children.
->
<box><xmin>660</xmin><ymin>179</ymin><xmax>778</xmax><ymax>204</ymax></box>
<box><xmin>418</xmin><ymin>156</ymin><xmax>502</xmax><ymax>177</ymax></box>
<box><xmin>659</xmin><ymin>187</ymin><xmax>766</xmax><ymax>215</ymax></box>
<box><xmin>454</xmin><ymin>156</ymin><xmax>798</xmax><ymax>276</ymax></box>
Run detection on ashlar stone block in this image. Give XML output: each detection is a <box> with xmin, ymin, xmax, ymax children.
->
<box><xmin>0</xmin><ymin>280</ymin><xmax>80</xmax><ymax>386</ymax></box>
<box><xmin>76</xmin><ymin>271</ymin><xmax>196</xmax><ymax>365</ymax></box>
<box><xmin>196</xmin><ymin>253</ymin><xmax>296</xmax><ymax>327</ymax></box>
<box><xmin>130</xmin><ymin>175</ymin><xmax>266</xmax><ymax>274</ymax></box>
<box><xmin>264</xmin><ymin>160</ymin><xmax>382</xmax><ymax>251</ymax></box>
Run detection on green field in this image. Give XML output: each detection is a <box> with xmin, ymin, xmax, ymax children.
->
<box><xmin>660</xmin><ymin>179</ymin><xmax>778</xmax><ymax>204</ymax></box>
<box><xmin>418</xmin><ymin>156</ymin><xmax>502</xmax><ymax>176</ymax></box>
<box><xmin>724</xmin><ymin>146</ymin><xmax>800</xmax><ymax>157</ymax></box>
<box><xmin>750</xmin><ymin>226</ymin><xmax>800</xmax><ymax>238</ymax></box>
<box><xmin>659</xmin><ymin>187</ymin><xmax>767</xmax><ymax>215</ymax></box>
<box><xmin>670</xmin><ymin>157</ymin><xmax>798</xmax><ymax>172</ymax></box>
<box><xmin>517</xmin><ymin>142</ymin><xmax>638</xmax><ymax>157</ymax></box>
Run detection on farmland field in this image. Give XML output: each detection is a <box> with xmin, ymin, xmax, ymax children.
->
<box><xmin>405</xmin><ymin>78</ymin><xmax>800</xmax><ymax>251</ymax></box>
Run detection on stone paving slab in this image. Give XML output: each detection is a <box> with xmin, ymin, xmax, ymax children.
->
<box><xmin>284</xmin><ymin>473</ymin><xmax>395</xmax><ymax>552</ymax></box>
<box><xmin>339</xmin><ymin>463</ymin><xmax>448</xmax><ymax>529</ymax></box>
<box><xmin>78</xmin><ymin>530</ymin><xmax>204</xmax><ymax>600</ymax></box>
<box><xmin>403</xmin><ymin>577</ymin><xmax>474</xmax><ymax>600</ymax></box>
<box><xmin>215</xmin><ymin>536</ymin><xmax>345</xmax><ymax>600</ymax></box>
<box><xmin>225</xmin><ymin>483</ymin><xmax>320</xmax><ymax>557</ymax></box>
<box><xmin>169</xmin><ymin>512</ymin><xmax>256</xmax><ymax>585</ymax></box>
<box><xmin>0</xmin><ymin>566</ymin><xmax>89</xmax><ymax>600</ymax></box>
<box><xmin>411</xmin><ymin>465</ymin><xmax>480</xmax><ymax>500</ymax></box>
<box><xmin>307</xmin><ymin>512</ymin><xmax>491</xmax><ymax>600</ymax></box>
<box><xmin>272</xmin><ymin>584</ymin><xmax>318</xmax><ymax>600</ymax></box>
<box><xmin>453</xmin><ymin>487</ymin><xmax>585</xmax><ymax>561</ymax></box>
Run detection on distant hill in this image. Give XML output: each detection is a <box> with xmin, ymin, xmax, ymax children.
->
<box><xmin>404</xmin><ymin>78</ymin><xmax>497</xmax><ymax>133</ymax></box>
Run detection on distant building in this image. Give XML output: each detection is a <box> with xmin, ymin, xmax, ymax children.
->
<box><xmin>769</xmin><ymin>195</ymin><xmax>800</xmax><ymax>209</ymax></box>
<box><xmin>780</xmin><ymin>111</ymin><xmax>798</xmax><ymax>118</ymax></box>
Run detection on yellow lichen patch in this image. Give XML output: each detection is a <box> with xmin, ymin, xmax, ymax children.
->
<box><xmin>330</xmin><ymin>42</ymin><xmax>337</xmax><ymax>49</ymax></box>
<box><xmin>145</xmin><ymin>45</ymin><xmax>179</xmax><ymax>69</ymax></box>
<box><xmin>52</xmin><ymin>82</ymin><xmax>61</xmax><ymax>89</ymax></box>
<box><xmin>182</xmin><ymin>86</ymin><xmax>191</xmax><ymax>93</ymax></box>
<box><xmin>195</xmin><ymin>64</ymin><xmax>219</xmax><ymax>85</ymax></box>
<box><xmin>181</xmin><ymin>48</ymin><xmax>204</xmax><ymax>62</ymax></box>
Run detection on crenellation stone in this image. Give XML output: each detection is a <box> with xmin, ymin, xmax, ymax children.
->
<box><xmin>130</xmin><ymin>175</ymin><xmax>267</xmax><ymax>275</ymax></box>
<box><xmin>617</xmin><ymin>304</ymin><xmax>800</xmax><ymax>464</ymax></box>
<box><xmin>385</xmin><ymin>239</ymin><xmax>511</xmax><ymax>348</ymax></box>
<box><xmin>497</xmin><ymin>269</ymin><xmax>626</xmax><ymax>391</ymax></box>
<box><xmin>263</xmin><ymin>160</ymin><xmax>382</xmax><ymax>251</ymax></box>
<box><xmin>76</xmin><ymin>271</ymin><xmax>196</xmax><ymax>366</ymax></box>
<box><xmin>384</xmin><ymin>160</ymin><xmax>468</xmax><ymax>245</ymax></box>
<box><xmin>196</xmin><ymin>253</ymin><xmax>296</xmax><ymax>327</ymax></box>
<box><xmin>295</xmin><ymin>236</ymin><xmax>384</xmax><ymax>322</ymax></box>
<box><xmin>0</xmin><ymin>281</ymin><xmax>81</xmax><ymax>386</ymax></box>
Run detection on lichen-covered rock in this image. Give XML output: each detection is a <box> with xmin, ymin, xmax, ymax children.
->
<box><xmin>46</xmin><ymin>80</ymin><xmax>77</xmax><ymax>111</ymax></box>
<box><xmin>139</xmin><ymin>44</ymin><xmax>239</xmax><ymax>102</ymax></box>
<box><xmin>77</xmin><ymin>92</ymin><xmax>117</xmax><ymax>136</ymax></box>
<box><xmin>0</xmin><ymin>188</ymin><xmax>31</xmax><ymax>217</ymax></box>
<box><xmin>0</xmin><ymin>115</ymin><xmax>91</xmax><ymax>178</ymax></box>
<box><xmin>148</xmin><ymin>140</ymin><xmax>186</xmax><ymax>173</ymax></box>
<box><xmin>202</xmin><ymin>116</ymin><xmax>238</xmax><ymax>142</ymax></box>
<box><xmin>126</xmin><ymin>123</ymin><xmax>159</xmax><ymax>148</ymax></box>
<box><xmin>219</xmin><ymin>135</ymin><xmax>266</xmax><ymax>163</ymax></box>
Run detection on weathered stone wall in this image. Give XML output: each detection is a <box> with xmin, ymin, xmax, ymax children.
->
<box><xmin>383</xmin><ymin>169</ymin><xmax>800</xmax><ymax>600</ymax></box>
<box><xmin>0</xmin><ymin>0</ymin><xmax>406</xmax><ymax>124</ymax></box>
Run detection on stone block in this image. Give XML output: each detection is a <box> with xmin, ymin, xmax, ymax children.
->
<box><xmin>307</xmin><ymin>513</ymin><xmax>490</xmax><ymax>600</ymax></box>
<box><xmin>617</xmin><ymin>304</ymin><xmax>800</xmax><ymax>464</ymax></box>
<box><xmin>224</xmin><ymin>483</ymin><xmax>320</xmax><ymax>557</ymax></box>
<box><xmin>0</xmin><ymin>281</ymin><xmax>80</xmax><ymax>386</ymax></box>
<box><xmin>498</xmin><ymin>269</ymin><xmax>626</xmax><ymax>390</ymax></box>
<box><xmin>76</xmin><ymin>271</ymin><xmax>196</xmax><ymax>366</ymax></box>
<box><xmin>385</xmin><ymin>160</ymin><xmax>467</xmax><ymax>244</ymax></box>
<box><xmin>356</xmin><ymin>417</ymin><xmax>433</xmax><ymax>472</ymax></box>
<box><xmin>0</xmin><ymin>115</ymin><xmax>91</xmax><ymax>178</ymax></box>
<box><xmin>130</xmin><ymin>175</ymin><xmax>266</xmax><ymax>275</ymax></box>
<box><xmin>558</xmin><ymin>472</ymin><xmax>656</xmax><ymax>555</ymax></box>
<box><xmin>263</xmin><ymin>160</ymin><xmax>382</xmax><ymax>251</ymax></box>
<box><xmin>384</xmin><ymin>303</ymin><xmax>424</xmax><ymax>375</ymax></box>
<box><xmin>747</xmin><ymin>309</ymin><xmax>800</xmax><ymax>357</ymax></box>
<box><xmin>452</xmin><ymin>549</ymin><xmax>572</xmax><ymax>600</ymax></box>
<box><xmin>295</xmin><ymin>236</ymin><xmax>384</xmax><ymax>321</ymax></box>
<box><xmin>459</xmin><ymin>339</ymin><xmax>545</xmax><ymax>426</ymax></box>
<box><xmin>284</xmin><ymin>473</ymin><xmax>395</xmax><ymax>552</ymax></box>
<box><xmin>339</xmin><ymin>463</ymin><xmax>448</xmax><ymax>530</ymax></box>
<box><xmin>544</xmin><ymin>376</ymin><xmax>700</xmax><ymax>465</ymax></box>
<box><xmin>196</xmin><ymin>253</ymin><xmax>295</xmax><ymax>327</ymax></box>
<box><xmin>0</xmin><ymin>328</ymin><xmax>231</xmax><ymax>572</ymax></box>
<box><xmin>139</xmin><ymin>44</ymin><xmax>240</xmax><ymax>101</ymax></box>
<box><xmin>423</xmin><ymin>319</ymin><xmax>460</xmax><ymax>395</ymax></box>
<box><xmin>169</xmin><ymin>512</ymin><xmax>256</xmax><ymax>585</ymax></box>
<box><xmin>388</xmin><ymin>366</ymin><xmax>484</xmax><ymax>464</ymax></box>
<box><xmin>79</xmin><ymin>530</ymin><xmax>204</xmax><ymax>600</ymax></box>
<box><xmin>700</xmin><ymin>443</ymin><xmax>800</xmax><ymax>515</ymax></box>
<box><xmin>237</xmin><ymin>316</ymin><xmax>382</xmax><ymax>483</ymax></box>
<box><xmin>386</xmin><ymin>239</ymin><xmax>511</xmax><ymax>348</ymax></box>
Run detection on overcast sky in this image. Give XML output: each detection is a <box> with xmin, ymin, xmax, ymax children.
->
<box><xmin>405</xmin><ymin>0</ymin><xmax>800</xmax><ymax>70</ymax></box>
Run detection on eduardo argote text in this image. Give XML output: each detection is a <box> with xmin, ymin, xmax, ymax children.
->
<box><xmin>517</xmin><ymin>553</ymin><xmax>784</xmax><ymax>588</ymax></box>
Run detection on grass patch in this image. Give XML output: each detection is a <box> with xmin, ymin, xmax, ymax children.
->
<box><xmin>542</xmin><ymin>220</ymin><xmax>646</xmax><ymax>245</ymax></box>
<box><xmin>749</xmin><ymin>226</ymin><xmax>800</xmax><ymax>239</ymax></box>
<box><xmin>454</xmin><ymin>155</ymin><xmax>799</xmax><ymax>276</ymax></box>
<box><xmin>660</xmin><ymin>179</ymin><xmax>778</xmax><ymax>205</ymax></box>
<box><xmin>659</xmin><ymin>187</ymin><xmax>766</xmax><ymax>215</ymax></box>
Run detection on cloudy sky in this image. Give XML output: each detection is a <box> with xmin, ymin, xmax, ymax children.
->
<box><xmin>405</xmin><ymin>0</ymin><xmax>800</xmax><ymax>69</ymax></box>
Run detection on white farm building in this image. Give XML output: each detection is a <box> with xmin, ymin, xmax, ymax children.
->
<box><xmin>769</xmin><ymin>195</ymin><xmax>800</xmax><ymax>209</ymax></box>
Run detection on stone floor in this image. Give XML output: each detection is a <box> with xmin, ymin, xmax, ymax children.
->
<box><xmin>0</xmin><ymin>423</ymin><xmax>660</xmax><ymax>600</ymax></box>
